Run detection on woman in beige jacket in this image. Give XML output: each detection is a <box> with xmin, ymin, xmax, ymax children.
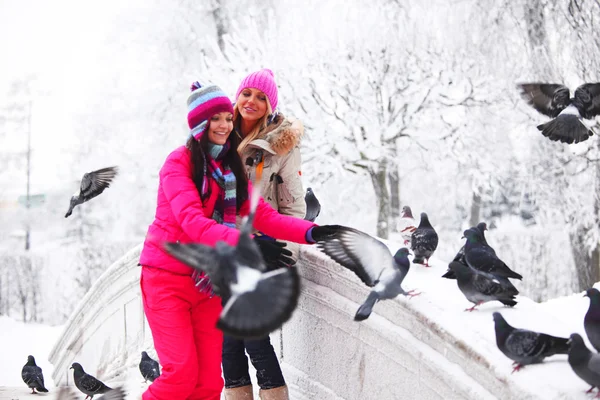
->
<box><xmin>222</xmin><ymin>69</ymin><xmax>305</xmax><ymax>400</ymax></box>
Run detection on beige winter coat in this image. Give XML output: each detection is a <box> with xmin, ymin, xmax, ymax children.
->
<box><xmin>238</xmin><ymin>112</ymin><xmax>306</xmax><ymax>260</ymax></box>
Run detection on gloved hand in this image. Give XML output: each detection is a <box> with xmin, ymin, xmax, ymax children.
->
<box><xmin>253</xmin><ymin>235</ymin><xmax>296</xmax><ymax>269</ymax></box>
<box><xmin>307</xmin><ymin>225</ymin><xmax>341</xmax><ymax>243</ymax></box>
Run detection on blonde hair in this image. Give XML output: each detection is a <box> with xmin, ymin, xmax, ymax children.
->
<box><xmin>235</xmin><ymin>97</ymin><xmax>273</xmax><ymax>155</ymax></box>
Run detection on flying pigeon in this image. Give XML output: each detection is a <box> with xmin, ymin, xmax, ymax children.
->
<box><xmin>442</xmin><ymin>222</ymin><xmax>495</xmax><ymax>279</ymax></box>
<box><xmin>411</xmin><ymin>212</ymin><xmax>438</xmax><ymax>267</ymax></box>
<box><xmin>463</xmin><ymin>228</ymin><xmax>522</xmax><ymax>280</ymax></box>
<box><xmin>397</xmin><ymin>206</ymin><xmax>417</xmax><ymax>246</ymax></box>
<box><xmin>139</xmin><ymin>351</ymin><xmax>160</xmax><ymax>383</ymax></box>
<box><xmin>163</xmin><ymin>183</ymin><xmax>301</xmax><ymax>339</ymax></box>
<box><xmin>65</xmin><ymin>166</ymin><xmax>119</xmax><ymax>218</ymax></box>
<box><xmin>314</xmin><ymin>225</ymin><xmax>420</xmax><ymax>320</ymax></box>
<box><xmin>567</xmin><ymin>333</ymin><xmax>600</xmax><ymax>396</ymax></box>
<box><xmin>493</xmin><ymin>312</ymin><xmax>569</xmax><ymax>372</ymax></box>
<box><xmin>584</xmin><ymin>288</ymin><xmax>600</xmax><ymax>352</ymax></box>
<box><xmin>448</xmin><ymin>261</ymin><xmax>518</xmax><ymax>311</ymax></box>
<box><xmin>304</xmin><ymin>187</ymin><xmax>321</xmax><ymax>222</ymax></box>
<box><xmin>21</xmin><ymin>355</ymin><xmax>48</xmax><ymax>394</ymax></box>
<box><xmin>71</xmin><ymin>362</ymin><xmax>113</xmax><ymax>399</ymax></box>
<box><xmin>518</xmin><ymin>83</ymin><xmax>600</xmax><ymax>144</ymax></box>
<box><xmin>56</xmin><ymin>386</ymin><xmax>125</xmax><ymax>400</ymax></box>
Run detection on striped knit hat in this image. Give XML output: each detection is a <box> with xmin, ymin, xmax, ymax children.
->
<box><xmin>187</xmin><ymin>82</ymin><xmax>234</xmax><ymax>139</ymax></box>
<box><xmin>235</xmin><ymin>68</ymin><xmax>278</xmax><ymax>111</ymax></box>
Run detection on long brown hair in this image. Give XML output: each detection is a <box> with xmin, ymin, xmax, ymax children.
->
<box><xmin>234</xmin><ymin>97</ymin><xmax>273</xmax><ymax>155</ymax></box>
<box><xmin>186</xmin><ymin>128</ymin><xmax>248</xmax><ymax>211</ymax></box>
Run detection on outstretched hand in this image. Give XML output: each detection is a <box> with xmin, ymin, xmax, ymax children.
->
<box><xmin>310</xmin><ymin>225</ymin><xmax>341</xmax><ymax>242</ymax></box>
<box><xmin>253</xmin><ymin>235</ymin><xmax>296</xmax><ymax>269</ymax></box>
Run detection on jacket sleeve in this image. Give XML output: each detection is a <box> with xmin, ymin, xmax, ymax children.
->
<box><xmin>160</xmin><ymin>149</ymin><xmax>240</xmax><ymax>247</ymax></box>
<box><xmin>240</xmin><ymin>182</ymin><xmax>316</xmax><ymax>244</ymax></box>
<box><xmin>276</xmin><ymin>146</ymin><xmax>307</xmax><ymax>219</ymax></box>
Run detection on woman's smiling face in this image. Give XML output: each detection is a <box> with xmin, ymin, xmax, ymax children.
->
<box><xmin>236</xmin><ymin>88</ymin><xmax>269</xmax><ymax>122</ymax></box>
<box><xmin>207</xmin><ymin>112</ymin><xmax>234</xmax><ymax>145</ymax></box>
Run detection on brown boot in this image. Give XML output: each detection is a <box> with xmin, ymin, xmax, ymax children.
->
<box><xmin>224</xmin><ymin>385</ymin><xmax>254</xmax><ymax>400</ymax></box>
<box><xmin>258</xmin><ymin>385</ymin><xmax>289</xmax><ymax>400</ymax></box>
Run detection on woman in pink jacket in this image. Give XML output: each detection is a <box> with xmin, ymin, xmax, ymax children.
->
<box><xmin>139</xmin><ymin>83</ymin><xmax>329</xmax><ymax>400</ymax></box>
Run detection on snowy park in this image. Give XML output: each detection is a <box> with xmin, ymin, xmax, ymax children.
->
<box><xmin>3</xmin><ymin>0</ymin><xmax>600</xmax><ymax>399</ymax></box>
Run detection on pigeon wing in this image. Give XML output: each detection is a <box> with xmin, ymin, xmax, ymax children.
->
<box><xmin>79</xmin><ymin>374</ymin><xmax>111</xmax><ymax>394</ymax></box>
<box><xmin>97</xmin><ymin>386</ymin><xmax>126</xmax><ymax>400</ymax></box>
<box><xmin>162</xmin><ymin>242</ymin><xmax>219</xmax><ymax>275</ymax></box>
<box><xmin>518</xmin><ymin>83</ymin><xmax>570</xmax><ymax>117</ymax></box>
<box><xmin>218</xmin><ymin>267</ymin><xmax>300</xmax><ymax>339</ymax></box>
<box><xmin>236</xmin><ymin>234</ymin><xmax>266</xmax><ymax>272</ymax></box>
<box><xmin>505</xmin><ymin>330</ymin><xmax>541</xmax><ymax>358</ymax></box>
<box><xmin>80</xmin><ymin>166</ymin><xmax>119</xmax><ymax>201</ymax></box>
<box><xmin>574</xmin><ymin>83</ymin><xmax>600</xmax><ymax>119</ymax></box>
<box><xmin>317</xmin><ymin>226</ymin><xmax>393</xmax><ymax>287</ymax></box>
<box><xmin>587</xmin><ymin>353</ymin><xmax>600</xmax><ymax>376</ymax></box>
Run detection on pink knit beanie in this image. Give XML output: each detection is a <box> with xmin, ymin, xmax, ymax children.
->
<box><xmin>235</xmin><ymin>68</ymin><xmax>278</xmax><ymax>111</ymax></box>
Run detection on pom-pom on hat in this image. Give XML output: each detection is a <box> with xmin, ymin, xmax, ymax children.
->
<box><xmin>187</xmin><ymin>82</ymin><xmax>234</xmax><ymax>139</ymax></box>
<box><xmin>235</xmin><ymin>68</ymin><xmax>279</xmax><ymax>111</ymax></box>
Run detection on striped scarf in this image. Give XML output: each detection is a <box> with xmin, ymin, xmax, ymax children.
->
<box><xmin>193</xmin><ymin>142</ymin><xmax>237</xmax><ymax>296</ymax></box>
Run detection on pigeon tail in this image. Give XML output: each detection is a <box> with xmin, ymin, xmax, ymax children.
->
<box><xmin>537</xmin><ymin>114</ymin><xmax>593</xmax><ymax>144</ymax></box>
<box><xmin>441</xmin><ymin>270</ymin><xmax>456</xmax><ymax>279</ymax></box>
<box><xmin>412</xmin><ymin>255</ymin><xmax>425</xmax><ymax>265</ymax></box>
<box><xmin>355</xmin><ymin>291</ymin><xmax>379</xmax><ymax>321</ymax></box>
<box><xmin>545</xmin><ymin>334</ymin><xmax>570</xmax><ymax>355</ymax></box>
<box><xmin>499</xmin><ymin>298</ymin><xmax>517</xmax><ymax>307</ymax></box>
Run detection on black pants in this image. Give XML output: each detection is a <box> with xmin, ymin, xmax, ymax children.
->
<box><xmin>222</xmin><ymin>334</ymin><xmax>286</xmax><ymax>389</ymax></box>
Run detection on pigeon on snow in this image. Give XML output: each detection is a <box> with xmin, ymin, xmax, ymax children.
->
<box><xmin>139</xmin><ymin>351</ymin><xmax>160</xmax><ymax>383</ymax></box>
<box><xmin>71</xmin><ymin>362</ymin><xmax>113</xmax><ymax>399</ymax></box>
<box><xmin>163</xmin><ymin>183</ymin><xmax>301</xmax><ymax>339</ymax></box>
<box><xmin>397</xmin><ymin>206</ymin><xmax>417</xmax><ymax>246</ymax></box>
<box><xmin>304</xmin><ymin>187</ymin><xmax>321</xmax><ymax>222</ymax></box>
<box><xmin>448</xmin><ymin>261</ymin><xmax>518</xmax><ymax>311</ymax></box>
<box><xmin>65</xmin><ymin>166</ymin><xmax>119</xmax><ymax>218</ymax></box>
<box><xmin>584</xmin><ymin>288</ymin><xmax>600</xmax><ymax>352</ymax></box>
<box><xmin>442</xmin><ymin>222</ymin><xmax>495</xmax><ymax>279</ymax></box>
<box><xmin>463</xmin><ymin>228</ymin><xmax>522</xmax><ymax>280</ymax></box>
<box><xmin>411</xmin><ymin>212</ymin><xmax>438</xmax><ymax>267</ymax></box>
<box><xmin>493</xmin><ymin>312</ymin><xmax>569</xmax><ymax>373</ymax></box>
<box><xmin>21</xmin><ymin>355</ymin><xmax>48</xmax><ymax>394</ymax></box>
<box><xmin>315</xmin><ymin>225</ymin><xmax>420</xmax><ymax>321</ymax></box>
<box><xmin>518</xmin><ymin>83</ymin><xmax>600</xmax><ymax>144</ymax></box>
<box><xmin>567</xmin><ymin>333</ymin><xmax>600</xmax><ymax>396</ymax></box>
<box><xmin>55</xmin><ymin>386</ymin><xmax>125</xmax><ymax>400</ymax></box>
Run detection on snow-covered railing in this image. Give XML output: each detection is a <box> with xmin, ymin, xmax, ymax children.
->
<box><xmin>49</xmin><ymin>242</ymin><xmax>586</xmax><ymax>399</ymax></box>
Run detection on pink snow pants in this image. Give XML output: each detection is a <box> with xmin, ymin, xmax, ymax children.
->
<box><xmin>141</xmin><ymin>266</ymin><xmax>224</xmax><ymax>400</ymax></box>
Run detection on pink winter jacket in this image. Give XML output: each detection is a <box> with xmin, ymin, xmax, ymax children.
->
<box><xmin>139</xmin><ymin>145</ymin><xmax>316</xmax><ymax>275</ymax></box>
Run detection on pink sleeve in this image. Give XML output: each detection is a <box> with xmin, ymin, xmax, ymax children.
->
<box><xmin>242</xmin><ymin>182</ymin><xmax>316</xmax><ymax>244</ymax></box>
<box><xmin>160</xmin><ymin>149</ymin><xmax>240</xmax><ymax>246</ymax></box>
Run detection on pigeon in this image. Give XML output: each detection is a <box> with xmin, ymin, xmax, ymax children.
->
<box><xmin>397</xmin><ymin>206</ymin><xmax>417</xmax><ymax>246</ymax></box>
<box><xmin>448</xmin><ymin>261</ymin><xmax>518</xmax><ymax>311</ymax></box>
<box><xmin>463</xmin><ymin>228</ymin><xmax>523</xmax><ymax>280</ymax></box>
<box><xmin>65</xmin><ymin>166</ymin><xmax>119</xmax><ymax>218</ymax></box>
<box><xmin>411</xmin><ymin>212</ymin><xmax>438</xmax><ymax>267</ymax></box>
<box><xmin>71</xmin><ymin>362</ymin><xmax>113</xmax><ymax>399</ymax></box>
<box><xmin>584</xmin><ymin>288</ymin><xmax>600</xmax><ymax>352</ymax></box>
<box><xmin>314</xmin><ymin>225</ymin><xmax>420</xmax><ymax>321</ymax></box>
<box><xmin>493</xmin><ymin>312</ymin><xmax>569</xmax><ymax>372</ymax></box>
<box><xmin>567</xmin><ymin>333</ymin><xmax>600</xmax><ymax>396</ymax></box>
<box><xmin>442</xmin><ymin>222</ymin><xmax>495</xmax><ymax>279</ymax></box>
<box><xmin>518</xmin><ymin>83</ymin><xmax>600</xmax><ymax>144</ymax></box>
<box><xmin>139</xmin><ymin>351</ymin><xmax>160</xmax><ymax>382</ymax></box>
<box><xmin>304</xmin><ymin>187</ymin><xmax>321</xmax><ymax>222</ymax></box>
<box><xmin>56</xmin><ymin>386</ymin><xmax>126</xmax><ymax>400</ymax></box>
<box><xmin>21</xmin><ymin>355</ymin><xmax>48</xmax><ymax>394</ymax></box>
<box><xmin>163</xmin><ymin>182</ymin><xmax>301</xmax><ymax>339</ymax></box>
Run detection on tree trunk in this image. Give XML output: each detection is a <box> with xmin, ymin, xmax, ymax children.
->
<box><xmin>389</xmin><ymin>163</ymin><xmax>400</xmax><ymax>233</ymax></box>
<box><xmin>469</xmin><ymin>190</ymin><xmax>482</xmax><ymax>228</ymax></box>
<box><xmin>212</xmin><ymin>0</ymin><xmax>229</xmax><ymax>53</ymax></box>
<box><xmin>370</xmin><ymin>159</ymin><xmax>390</xmax><ymax>239</ymax></box>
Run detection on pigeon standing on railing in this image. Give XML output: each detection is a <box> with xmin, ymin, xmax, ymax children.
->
<box><xmin>463</xmin><ymin>228</ymin><xmax>522</xmax><ymax>280</ymax></box>
<box><xmin>71</xmin><ymin>362</ymin><xmax>113</xmax><ymax>399</ymax></box>
<box><xmin>163</xmin><ymin>184</ymin><xmax>301</xmax><ymax>339</ymax></box>
<box><xmin>448</xmin><ymin>261</ymin><xmax>518</xmax><ymax>311</ymax></box>
<box><xmin>584</xmin><ymin>288</ymin><xmax>600</xmax><ymax>352</ymax></box>
<box><xmin>411</xmin><ymin>212</ymin><xmax>438</xmax><ymax>267</ymax></box>
<box><xmin>315</xmin><ymin>225</ymin><xmax>420</xmax><ymax>321</ymax></box>
<box><xmin>442</xmin><ymin>222</ymin><xmax>495</xmax><ymax>279</ymax></box>
<box><xmin>21</xmin><ymin>355</ymin><xmax>48</xmax><ymax>394</ymax></box>
<box><xmin>397</xmin><ymin>206</ymin><xmax>417</xmax><ymax>246</ymax></box>
<box><xmin>65</xmin><ymin>166</ymin><xmax>119</xmax><ymax>218</ymax></box>
<box><xmin>518</xmin><ymin>83</ymin><xmax>600</xmax><ymax>144</ymax></box>
<box><xmin>304</xmin><ymin>187</ymin><xmax>321</xmax><ymax>222</ymax></box>
<box><xmin>139</xmin><ymin>351</ymin><xmax>161</xmax><ymax>383</ymax></box>
<box><xmin>493</xmin><ymin>312</ymin><xmax>569</xmax><ymax>373</ymax></box>
<box><xmin>567</xmin><ymin>333</ymin><xmax>600</xmax><ymax>396</ymax></box>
